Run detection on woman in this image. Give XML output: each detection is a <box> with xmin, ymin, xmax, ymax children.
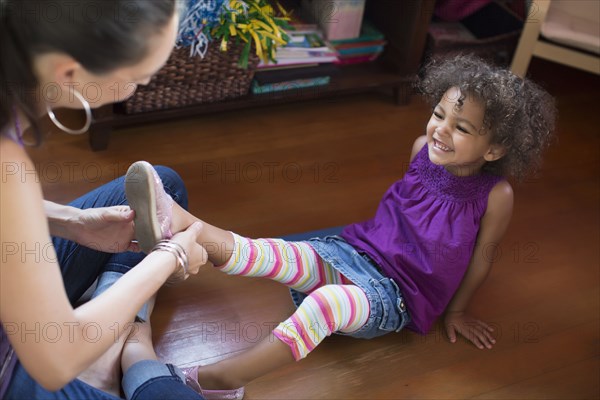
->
<box><xmin>0</xmin><ymin>1</ymin><xmax>207</xmax><ymax>399</ymax></box>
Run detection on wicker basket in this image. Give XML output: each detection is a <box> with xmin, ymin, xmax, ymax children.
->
<box><xmin>123</xmin><ymin>43</ymin><xmax>259</xmax><ymax>114</ymax></box>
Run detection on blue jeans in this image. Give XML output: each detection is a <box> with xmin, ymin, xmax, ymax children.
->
<box><xmin>5</xmin><ymin>167</ymin><xmax>203</xmax><ymax>400</ymax></box>
<box><xmin>292</xmin><ymin>236</ymin><xmax>411</xmax><ymax>340</ymax></box>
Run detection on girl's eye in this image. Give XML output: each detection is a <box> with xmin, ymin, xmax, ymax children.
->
<box><xmin>433</xmin><ymin>111</ymin><xmax>443</xmax><ymax>119</ymax></box>
<box><xmin>457</xmin><ymin>125</ymin><xmax>470</xmax><ymax>134</ymax></box>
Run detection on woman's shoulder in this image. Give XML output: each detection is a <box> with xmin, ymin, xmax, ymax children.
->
<box><xmin>0</xmin><ymin>135</ymin><xmax>43</xmax><ymax>204</ymax></box>
<box><xmin>1</xmin><ymin>134</ymin><xmax>30</xmax><ymax>163</ymax></box>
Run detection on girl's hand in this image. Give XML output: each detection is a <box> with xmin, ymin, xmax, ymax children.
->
<box><xmin>444</xmin><ymin>311</ymin><xmax>496</xmax><ymax>350</ymax></box>
<box><xmin>74</xmin><ymin>206</ymin><xmax>139</xmax><ymax>253</ymax></box>
<box><xmin>168</xmin><ymin>222</ymin><xmax>208</xmax><ymax>277</ymax></box>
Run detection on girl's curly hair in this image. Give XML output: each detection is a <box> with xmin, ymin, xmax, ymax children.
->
<box><xmin>418</xmin><ymin>55</ymin><xmax>557</xmax><ymax>181</ymax></box>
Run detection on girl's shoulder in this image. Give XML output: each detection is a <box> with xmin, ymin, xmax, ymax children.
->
<box><xmin>410</xmin><ymin>135</ymin><xmax>427</xmax><ymax>163</ymax></box>
<box><xmin>483</xmin><ymin>179</ymin><xmax>514</xmax><ymax>227</ymax></box>
<box><xmin>489</xmin><ymin>179</ymin><xmax>514</xmax><ymax>208</ymax></box>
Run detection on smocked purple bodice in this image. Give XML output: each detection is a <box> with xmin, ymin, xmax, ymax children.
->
<box><xmin>342</xmin><ymin>144</ymin><xmax>503</xmax><ymax>334</ymax></box>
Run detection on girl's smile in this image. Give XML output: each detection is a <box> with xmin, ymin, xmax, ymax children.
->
<box><xmin>432</xmin><ymin>137</ymin><xmax>453</xmax><ymax>152</ymax></box>
<box><xmin>425</xmin><ymin>86</ymin><xmax>503</xmax><ymax>177</ymax></box>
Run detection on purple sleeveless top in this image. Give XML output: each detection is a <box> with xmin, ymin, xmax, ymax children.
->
<box><xmin>341</xmin><ymin>144</ymin><xmax>503</xmax><ymax>334</ymax></box>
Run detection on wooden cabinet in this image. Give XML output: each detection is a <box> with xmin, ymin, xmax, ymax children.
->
<box><xmin>88</xmin><ymin>0</ymin><xmax>435</xmax><ymax>151</ymax></box>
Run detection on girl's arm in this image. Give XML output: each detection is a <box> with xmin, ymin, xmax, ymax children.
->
<box><xmin>0</xmin><ymin>141</ymin><xmax>203</xmax><ymax>390</ymax></box>
<box><xmin>444</xmin><ymin>179</ymin><xmax>514</xmax><ymax>349</ymax></box>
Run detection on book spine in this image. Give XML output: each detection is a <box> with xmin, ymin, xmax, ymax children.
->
<box><xmin>252</xmin><ymin>77</ymin><xmax>331</xmax><ymax>94</ymax></box>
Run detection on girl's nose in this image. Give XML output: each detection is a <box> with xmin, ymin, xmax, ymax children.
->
<box><xmin>435</xmin><ymin>124</ymin><xmax>450</xmax><ymax>137</ymax></box>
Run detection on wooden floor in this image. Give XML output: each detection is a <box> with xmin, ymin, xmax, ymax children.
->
<box><xmin>28</xmin><ymin>58</ymin><xmax>599</xmax><ymax>399</ymax></box>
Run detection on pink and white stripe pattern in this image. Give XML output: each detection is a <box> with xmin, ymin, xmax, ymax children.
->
<box><xmin>217</xmin><ymin>233</ymin><xmax>371</xmax><ymax>360</ymax></box>
<box><xmin>273</xmin><ymin>285</ymin><xmax>370</xmax><ymax>360</ymax></box>
<box><xmin>218</xmin><ymin>233</ymin><xmax>350</xmax><ymax>293</ymax></box>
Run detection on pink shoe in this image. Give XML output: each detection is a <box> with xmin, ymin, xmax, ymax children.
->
<box><xmin>182</xmin><ymin>366</ymin><xmax>245</xmax><ymax>400</ymax></box>
<box><xmin>125</xmin><ymin>161</ymin><xmax>174</xmax><ymax>254</ymax></box>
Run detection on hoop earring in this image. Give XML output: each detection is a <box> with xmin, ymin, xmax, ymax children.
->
<box><xmin>47</xmin><ymin>89</ymin><xmax>92</xmax><ymax>135</ymax></box>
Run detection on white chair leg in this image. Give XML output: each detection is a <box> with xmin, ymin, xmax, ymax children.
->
<box><xmin>511</xmin><ymin>0</ymin><xmax>552</xmax><ymax>77</ymax></box>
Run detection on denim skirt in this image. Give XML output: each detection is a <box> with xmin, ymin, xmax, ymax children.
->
<box><xmin>290</xmin><ymin>236</ymin><xmax>411</xmax><ymax>339</ymax></box>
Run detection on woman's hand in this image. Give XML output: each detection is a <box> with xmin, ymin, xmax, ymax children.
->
<box><xmin>74</xmin><ymin>206</ymin><xmax>139</xmax><ymax>253</ymax></box>
<box><xmin>444</xmin><ymin>311</ymin><xmax>496</xmax><ymax>350</ymax></box>
<box><xmin>165</xmin><ymin>222</ymin><xmax>208</xmax><ymax>282</ymax></box>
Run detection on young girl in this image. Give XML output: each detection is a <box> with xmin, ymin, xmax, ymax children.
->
<box><xmin>125</xmin><ymin>55</ymin><xmax>556</xmax><ymax>399</ymax></box>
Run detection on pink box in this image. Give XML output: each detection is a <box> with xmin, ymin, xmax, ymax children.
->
<box><xmin>302</xmin><ymin>0</ymin><xmax>366</xmax><ymax>41</ymax></box>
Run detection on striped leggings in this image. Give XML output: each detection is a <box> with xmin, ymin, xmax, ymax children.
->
<box><xmin>218</xmin><ymin>233</ymin><xmax>370</xmax><ymax>360</ymax></box>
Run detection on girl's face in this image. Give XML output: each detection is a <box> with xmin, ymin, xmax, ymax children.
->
<box><xmin>425</xmin><ymin>87</ymin><xmax>500</xmax><ymax>176</ymax></box>
<box><xmin>35</xmin><ymin>11</ymin><xmax>179</xmax><ymax>111</ymax></box>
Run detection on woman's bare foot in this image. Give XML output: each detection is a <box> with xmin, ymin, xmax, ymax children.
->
<box><xmin>121</xmin><ymin>295</ymin><xmax>159</xmax><ymax>372</ymax></box>
<box><xmin>77</xmin><ymin>324</ymin><xmax>134</xmax><ymax>396</ymax></box>
<box><xmin>120</xmin><ymin>319</ymin><xmax>159</xmax><ymax>373</ymax></box>
<box><xmin>77</xmin><ymin>295</ymin><xmax>156</xmax><ymax>396</ymax></box>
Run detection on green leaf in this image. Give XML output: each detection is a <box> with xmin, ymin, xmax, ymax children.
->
<box><xmin>239</xmin><ymin>41</ymin><xmax>252</xmax><ymax>69</ymax></box>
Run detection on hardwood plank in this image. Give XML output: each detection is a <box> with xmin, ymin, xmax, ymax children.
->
<box><xmin>472</xmin><ymin>357</ymin><xmax>600</xmax><ymax>400</ymax></box>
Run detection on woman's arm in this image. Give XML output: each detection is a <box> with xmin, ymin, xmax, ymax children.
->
<box><xmin>0</xmin><ymin>141</ymin><xmax>203</xmax><ymax>390</ymax></box>
<box><xmin>44</xmin><ymin>200</ymin><xmax>139</xmax><ymax>253</ymax></box>
<box><xmin>444</xmin><ymin>179</ymin><xmax>514</xmax><ymax>348</ymax></box>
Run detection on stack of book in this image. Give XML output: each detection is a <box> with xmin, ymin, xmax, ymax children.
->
<box><xmin>253</xmin><ymin>29</ymin><xmax>339</xmax><ymax>94</ymax></box>
<box><xmin>330</xmin><ymin>22</ymin><xmax>386</xmax><ymax>65</ymax></box>
<box><xmin>259</xmin><ymin>31</ymin><xmax>339</xmax><ymax>68</ymax></box>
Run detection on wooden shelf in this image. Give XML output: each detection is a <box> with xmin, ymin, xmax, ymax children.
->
<box><xmin>94</xmin><ymin>63</ymin><xmax>409</xmax><ymax>128</ymax></box>
<box><xmin>88</xmin><ymin>0</ymin><xmax>435</xmax><ymax>151</ymax></box>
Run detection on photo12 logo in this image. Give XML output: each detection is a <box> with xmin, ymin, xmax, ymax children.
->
<box><xmin>200</xmin><ymin>161</ymin><xmax>340</xmax><ymax>184</ymax></box>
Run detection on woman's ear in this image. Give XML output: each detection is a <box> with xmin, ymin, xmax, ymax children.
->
<box><xmin>53</xmin><ymin>57</ymin><xmax>81</xmax><ymax>87</ymax></box>
<box><xmin>484</xmin><ymin>143</ymin><xmax>507</xmax><ymax>162</ymax></box>
<box><xmin>35</xmin><ymin>53</ymin><xmax>81</xmax><ymax>98</ymax></box>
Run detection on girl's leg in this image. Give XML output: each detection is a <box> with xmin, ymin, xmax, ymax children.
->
<box><xmin>216</xmin><ymin>233</ymin><xmax>354</xmax><ymax>293</ymax></box>
<box><xmin>169</xmin><ymin>205</ymin><xmax>352</xmax><ymax>293</ymax></box>
<box><xmin>130</xmin><ymin>163</ymin><xmax>346</xmax><ymax>293</ymax></box>
<box><xmin>129</xmin><ymin>168</ymin><xmax>370</xmax><ymax>390</ymax></box>
<box><xmin>192</xmin><ymin>284</ymin><xmax>370</xmax><ymax>391</ymax></box>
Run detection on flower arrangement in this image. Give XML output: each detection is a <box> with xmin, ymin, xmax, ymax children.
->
<box><xmin>177</xmin><ymin>0</ymin><xmax>291</xmax><ymax>68</ymax></box>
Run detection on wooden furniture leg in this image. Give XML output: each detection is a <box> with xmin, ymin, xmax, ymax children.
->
<box><xmin>89</xmin><ymin>105</ymin><xmax>114</xmax><ymax>151</ymax></box>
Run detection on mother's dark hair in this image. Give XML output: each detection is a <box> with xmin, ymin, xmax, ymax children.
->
<box><xmin>0</xmin><ymin>0</ymin><xmax>177</xmax><ymax>143</ymax></box>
